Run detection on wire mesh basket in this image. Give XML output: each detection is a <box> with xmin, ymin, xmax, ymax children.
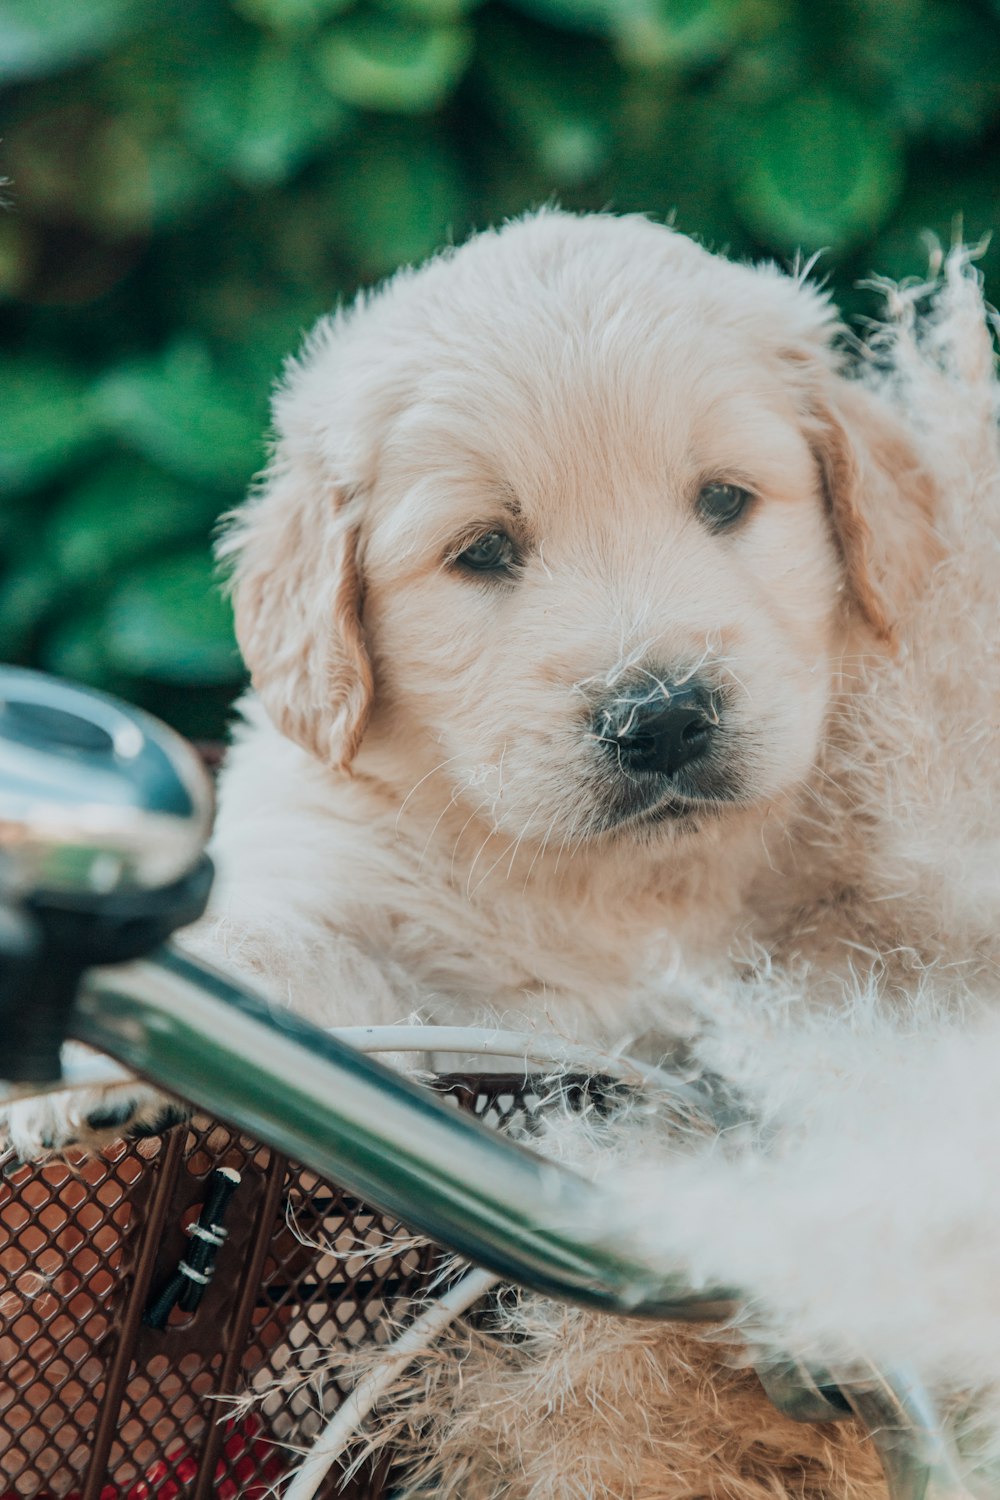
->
<box><xmin>0</xmin><ymin>1074</ymin><xmax>561</xmax><ymax>1500</ymax></box>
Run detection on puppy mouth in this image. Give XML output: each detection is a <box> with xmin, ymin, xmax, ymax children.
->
<box><xmin>641</xmin><ymin>794</ymin><xmax>705</xmax><ymax>824</ymax></box>
<box><xmin>593</xmin><ymin>769</ymin><xmax>745</xmax><ymax>836</ymax></box>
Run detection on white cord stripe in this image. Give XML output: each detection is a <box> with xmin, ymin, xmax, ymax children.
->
<box><xmin>283</xmin><ymin>1267</ymin><xmax>499</xmax><ymax>1500</ymax></box>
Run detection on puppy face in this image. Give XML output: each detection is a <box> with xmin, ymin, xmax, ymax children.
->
<box><xmin>361</xmin><ymin>328</ymin><xmax>839</xmax><ymax>844</ymax></box>
<box><xmin>227</xmin><ymin>213</ymin><xmax>938</xmax><ymax>849</ymax></box>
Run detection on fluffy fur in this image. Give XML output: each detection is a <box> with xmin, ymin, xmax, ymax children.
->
<box><xmin>343</xmin><ymin>1305</ymin><xmax>888</xmax><ymax>1500</ymax></box>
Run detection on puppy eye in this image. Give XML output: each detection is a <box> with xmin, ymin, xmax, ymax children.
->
<box><xmin>455</xmin><ymin>530</ymin><xmax>519</xmax><ymax>575</ymax></box>
<box><xmin>697</xmin><ymin>482</ymin><xmax>753</xmax><ymax>531</ymax></box>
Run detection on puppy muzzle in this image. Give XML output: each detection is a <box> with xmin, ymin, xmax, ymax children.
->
<box><xmin>588</xmin><ymin>671</ymin><xmax>736</xmax><ymax>829</ymax></box>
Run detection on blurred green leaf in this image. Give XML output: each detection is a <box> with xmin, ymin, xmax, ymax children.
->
<box><xmin>1</xmin><ymin>364</ymin><xmax>103</xmax><ymax>496</ymax></box>
<box><xmin>477</xmin><ymin>15</ymin><xmax>619</xmax><ymax>183</ymax></box>
<box><xmin>91</xmin><ymin>132</ymin><xmax>224</xmax><ymax>232</ymax></box>
<box><xmin>718</xmin><ymin>30</ymin><xmax>809</xmax><ymax>107</ymax></box>
<box><xmin>4</xmin><ymin>0</ymin><xmax>1000</xmax><ymax>740</ymax></box>
<box><xmin>871</xmin><ymin>160</ymin><xmax>1000</xmax><ymax>284</ymax></box>
<box><xmin>322</xmin><ymin>121</ymin><xmax>467</xmax><ymax>270</ymax></box>
<box><xmin>732</xmin><ymin>92</ymin><xmax>903</xmax><ymax>250</ymax></box>
<box><xmin>5</xmin><ymin>102</ymin><xmax>222</xmax><ymax>234</ymax></box>
<box><xmin>233</xmin><ymin>0</ymin><xmax>355</xmax><ymax>28</ymax></box>
<box><xmin>613</xmin><ymin>93</ymin><xmax>744</xmax><ymax>248</ymax></box>
<box><xmin>183</xmin><ymin>36</ymin><xmax>348</xmax><ymax>185</ymax></box>
<box><xmin>318</xmin><ymin>14</ymin><xmax>472</xmax><ymax>112</ymax></box>
<box><xmin>181</xmin><ymin>280</ymin><xmax>322</xmax><ymax>381</ymax></box>
<box><xmin>95</xmin><ymin>343</ymin><xmax>265</xmax><ymax>491</ymax></box>
<box><xmin>45</xmin><ymin>457</ymin><xmax>221</xmax><ymax>583</ymax></box>
<box><xmin>0</xmin><ymin>0</ymin><xmax>139</xmax><ymax>82</ymax></box>
<box><xmin>378</xmin><ymin>0</ymin><xmax>485</xmax><ymax>18</ymax></box>
<box><xmin>0</xmin><ymin>219</ymin><xmax>35</xmax><ymax>300</ymax></box>
<box><xmin>102</xmin><ymin>551</ymin><xmax>240</xmax><ymax>684</ymax></box>
<box><xmin>5</xmin><ymin>103</ymin><xmax>104</xmax><ymax>220</ymax></box>
<box><xmin>613</xmin><ymin>0</ymin><xmax>770</xmax><ymax>70</ymax></box>
<box><xmin>856</xmin><ymin>1</ymin><xmax>1000</xmax><ymax>143</ymax></box>
<box><xmin>39</xmin><ymin>611</ymin><xmax>115</xmax><ymax>688</ymax></box>
<box><xmin>0</xmin><ymin>562</ymin><xmax>60</xmax><ymax>654</ymax></box>
<box><xmin>97</xmin><ymin>18</ymin><xmax>232</xmax><ymax>124</ymax></box>
<box><xmin>505</xmin><ymin>0</ymin><xmax>619</xmax><ymax>33</ymax></box>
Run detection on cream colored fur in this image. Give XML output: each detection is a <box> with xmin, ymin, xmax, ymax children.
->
<box><xmin>580</xmin><ymin>255</ymin><xmax>1000</xmax><ymax>1465</ymax></box>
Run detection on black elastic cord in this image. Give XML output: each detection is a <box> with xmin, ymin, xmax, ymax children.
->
<box><xmin>144</xmin><ymin>1166</ymin><xmax>241</xmax><ymax>1328</ymax></box>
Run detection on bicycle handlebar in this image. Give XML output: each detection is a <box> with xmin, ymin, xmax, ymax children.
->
<box><xmin>73</xmin><ymin>943</ymin><xmax>737</xmax><ymax>1321</ymax></box>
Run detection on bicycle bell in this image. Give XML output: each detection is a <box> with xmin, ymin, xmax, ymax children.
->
<box><xmin>0</xmin><ymin>667</ymin><xmax>216</xmax><ymax>1083</ymax></box>
<box><xmin>0</xmin><ymin>665</ymin><xmax>213</xmax><ymax>900</ymax></box>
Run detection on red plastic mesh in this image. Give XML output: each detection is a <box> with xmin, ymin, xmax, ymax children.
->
<box><xmin>0</xmin><ymin>1075</ymin><xmax>564</xmax><ymax>1500</ymax></box>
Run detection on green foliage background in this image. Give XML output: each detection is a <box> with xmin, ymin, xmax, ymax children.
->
<box><xmin>3</xmin><ymin>0</ymin><xmax>1000</xmax><ymax>738</ymax></box>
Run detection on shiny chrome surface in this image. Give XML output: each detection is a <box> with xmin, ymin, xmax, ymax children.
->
<box><xmin>756</xmin><ymin>1357</ymin><xmax>852</xmax><ymax>1424</ymax></box>
<box><xmin>0</xmin><ymin>667</ymin><xmax>213</xmax><ymax>896</ymax></box>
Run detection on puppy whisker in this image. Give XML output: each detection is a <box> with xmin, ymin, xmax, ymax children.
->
<box><xmin>633</xmin><ymin>666</ymin><xmax>674</xmax><ymax>700</ymax></box>
<box><xmin>450</xmin><ymin>798</ymin><xmax>494</xmax><ymax>886</ymax></box>
<box><xmin>395</xmin><ymin>753</ymin><xmax>464</xmax><ymax>834</ymax></box>
<box><xmin>468</xmin><ymin>825</ymin><xmax>534</xmax><ymax>899</ymax></box>
<box><xmin>417</xmin><ymin>784</ymin><xmax>466</xmax><ymax>872</ymax></box>
<box><xmin>505</xmin><ymin>800</ymin><xmax>545</xmax><ymax>881</ymax></box>
<box><xmin>715</xmin><ymin>661</ymin><xmax>752</xmax><ymax>702</ymax></box>
<box><xmin>521</xmin><ymin>807</ymin><xmax>562</xmax><ymax>892</ymax></box>
<box><xmin>465</xmin><ymin>811</ymin><xmax>507</xmax><ymax>897</ymax></box>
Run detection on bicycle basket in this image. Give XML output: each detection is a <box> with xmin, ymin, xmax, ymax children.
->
<box><xmin>0</xmin><ymin>1075</ymin><xmax>562</xmax><ymax>1500</ymax></box>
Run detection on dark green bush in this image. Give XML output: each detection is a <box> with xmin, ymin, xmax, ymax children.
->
<box><xmin>3</xmin><ymin>0</ymin><xmax>999</xmax><ymax>738</ymax></box>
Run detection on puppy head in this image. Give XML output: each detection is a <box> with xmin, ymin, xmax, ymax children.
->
<box><xmin>225</xmin><ymin>212</ymin><xmax>938</xmax><ymax>845</ymax></box>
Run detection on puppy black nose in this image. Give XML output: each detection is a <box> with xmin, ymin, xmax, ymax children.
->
<box><xmin>594</xmin><ymin>677</ymin><xmax>717</xmax><ymax>777</ymax></box>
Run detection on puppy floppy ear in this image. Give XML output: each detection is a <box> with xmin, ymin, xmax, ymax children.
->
<box><xmin>222</xmin><ymin>449</ymin><xmax>373</xmax><ymax>771</ymax></box>
<box><xmin>805</xmin><ymin>376</ymin><xmax>939</xmax><ymax>647</ymax></box>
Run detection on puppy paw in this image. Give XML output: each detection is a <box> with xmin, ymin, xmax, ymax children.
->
<box><xmin>1</xmin><ymin>1081</ymin><xmax>189</xmax><ymax>1166</ymax></box>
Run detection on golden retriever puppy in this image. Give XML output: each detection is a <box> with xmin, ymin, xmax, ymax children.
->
<box><xmin>196</xmin><ymin>210</ymin><xmax>942</xmax><ymax>1498</ymax></box>
<box><xmin>203</xmin><ymin>209</ymin><xmax>934</xmax><ymax>1052</ymax></box>
<box><xmin>5</xmin><ymin>210</ymin><xmax>949</xmax><ymax>1497</ymax></box>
